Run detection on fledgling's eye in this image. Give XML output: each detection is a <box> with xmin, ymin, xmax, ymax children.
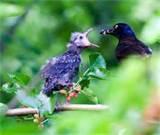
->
<box><xmin>79</xmin><ymin>36</ymin><xmax>83</xmax><ymax>39</ymax></box>
<box><xmin>114</xmin><ymin>25</ymin><xmax>118</xmax><ymax>29</ymax></box>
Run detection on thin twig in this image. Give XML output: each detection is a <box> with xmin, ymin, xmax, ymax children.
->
<box><xmin>6</xmin><ymin>104</ymin><xmax>109</xmax><ymax>116</ymax></box>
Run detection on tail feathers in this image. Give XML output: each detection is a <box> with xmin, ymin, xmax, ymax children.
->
<box><xmin>42</xmin><ymin>87</ymin><xmax>53</xmax><ymax>97</ymax></box>
<box><xmin>146</xmin><ymin>47</ymin><xmax>152</xmax><ymax>55</ymax></box>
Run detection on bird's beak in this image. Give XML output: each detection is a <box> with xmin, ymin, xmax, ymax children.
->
<box><xmin>84</xmin><ymin>28</ymin><xmax>99</xmax><ymax>48</ymax></box>
<box><xmin>84</xmin><ymin>43</ymin><xmax>99</xmax><ymax>48</ymax></box>
<box><xmin>84</xmin><ymin>28</ymin><xmax>93</xmax><ymax>36</ymax></box>
<box><xmin>100</xmin><ymin>28</ymin><xmax>114</xmax><ymax>35</ymax></box>
<box><xmin>89</xmin><ymin>43</ymin><xmax>99</xmax><ymax>48</ymax></box>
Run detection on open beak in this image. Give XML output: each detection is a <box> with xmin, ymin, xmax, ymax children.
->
<box><xmin>84</xmin><ymin>28</ymin><xmax>99</xmax><ymax>48</ymax></box>
<box><xmin>83</xmin><ymin>43</ymin><xmax>99</xmax><ymax>48</ymax></box>
<box><xmin>100</xmin><ymin>28</ymin><xmax>114</xmax><ymax>35</ymax></box>
<box><xmin>89</xmin><ymin>44</ymin><xmax>99</xmax><ymax>48</ymax></box>
<box><xmin>84</xmin><ymin>28</ymin><xmax>93</xmax><ymax>36</ymax></box>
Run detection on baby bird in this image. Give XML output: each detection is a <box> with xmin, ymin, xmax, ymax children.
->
<box><xmin>100</xmin><ymin>23</ymin><xmax>152</xmax><ymax>61</ymax></box>
<box><xmin>41</xmin><ymin>29</ymin><xmax>98</xmax><ymax>97</ymax></box>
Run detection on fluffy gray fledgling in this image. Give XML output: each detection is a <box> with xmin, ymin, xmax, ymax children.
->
<box><xmin>41</xmin><ymin>29</ymin><xmax>98</xmax><ymax>96</ymax></box>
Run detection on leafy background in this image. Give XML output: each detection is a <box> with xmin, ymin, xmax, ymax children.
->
<box><xmin>0</xmin><ymin>0</ymin><xmax>160</xmax><ymax>135</ymax></box>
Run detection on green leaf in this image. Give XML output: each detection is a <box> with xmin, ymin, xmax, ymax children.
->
<box><xmin>0</xmin><ymin>103</ymin><xmax>8</xmax><ymax>115</ymax></box>
<box><xmin>16</xmin><ymin>91</ymin><xmax>56</xmax><ymax>115</ymax></box>
<box><xmin>81</xmin><ymin>89</ymin><xmax>98</xmax><ymax>104</ymax></box>
<box><xmin>0</xmin><ymin>3</ymin><xmax>23</xmax><ymax>18</ymax></box>
<box><xmin>1</xmin><ymin>73</ymin><xmax>30</xmax><ymax>94</ymax></box>
<box><xmin>37</xmin><ymin>93</ymin><xmax>56</xmax><ymax>115</ymax></box>
<box><xmin>86</xmin><ymin>53</ymin><xmax>106</xmax><ymax>79</ymax></box>
<box><xmin>16</xmin><ymin>90</ymin><xmax>40</xmax><ymax>108</ymax></box>
<box><xmin>54</xmin><ymin>93</ymin><xmax>66</xmax><ymax>105</ymax></box>
<box><xmin>9</xmin><ymin>73</ymin><xmax>31</xmax><ymax>85</ymax></box>
<box><xmin>49</xmin><ymin>96</ymin><xmax>56</xmax><ymax>114</ymax></box>
<box><xmin>89</xmin><ymin>53</ymin><xmax>106</xmax><ymax>69</ymax></box>
<box><xmin>1</xmin><ymin>82</ymin><xmax>20</xmax><ymax>94</ymax></box>
<box><xmin>78</xmin><ymin>53</ymin><xmax>107</xmax><ymax>89</ymax></box>
<box><xmin>79</xmin><ymin>78</ymin><xmax>90</xmax><ymax>89</ymax></box>
<box><xmin>87</xmin><ymin>68</ymin><xmax>106</xmax><ymax>79</ymax></box>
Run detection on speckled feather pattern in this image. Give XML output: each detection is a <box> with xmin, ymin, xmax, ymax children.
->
<box><xmin>41</xmin><ymin>51</ymin><xmax>81</xmax><ymax>96</ymax></box>
<box><xmin>40</xmin><ymin>28</ymin><xmax>97</xmax><ymax>96</ymax></box>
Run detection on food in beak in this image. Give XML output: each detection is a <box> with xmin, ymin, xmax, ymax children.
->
<box><xmin>100</xmin><ymin>29</ymin><xmax>107</xmax><ymax>35</ymax></box>
<box><xmin>100</xmin><ymin>28</ymin><xmax>113</xmax><ymax>35</ymax></box>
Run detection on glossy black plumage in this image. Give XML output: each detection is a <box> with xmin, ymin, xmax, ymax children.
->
<box><xmin>100</xmin><ymin>23</ymin><xmax>152</xmax><ymax>61</ymax></box>
<box><xmin>41</xmin><ymin>29</ymin><xmax>98</xmax><ymax>96</ymax></box>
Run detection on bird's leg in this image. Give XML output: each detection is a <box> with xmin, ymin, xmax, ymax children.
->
<box><xmin>66</xmin><ymin>83</ymin><xmax>81</xmax><ymax>102</ymax></box>
<box><xmin>57</xmin><ymin>83</ymin><xmax>81</xmax><ymax>103</ymax></box>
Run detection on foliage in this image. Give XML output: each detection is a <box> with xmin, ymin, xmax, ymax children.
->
<box><xmin>0</xmin><ymin>0</ymin><xmax>160</xmax><ymax>135</ymax></box>
<box><xmin>1</xmin><ymin>53</ymin><xmax>106</xmax><ymax>115</ymax></box>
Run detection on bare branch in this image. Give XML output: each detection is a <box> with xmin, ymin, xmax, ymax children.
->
<box><xmin>6</xmin><ymin>108</ymin><xmax>38</xmax><ymax>116</ymax></box>
<box><xmin>6</xmin><ymin>104</ymin><xmax>109</xmax><ymax>116</ymax></box>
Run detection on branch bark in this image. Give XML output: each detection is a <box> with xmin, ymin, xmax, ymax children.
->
<box><xmin>6</xmin><ymin>104</ymin><xmax>109</xmax><ymax>116</ymax></box>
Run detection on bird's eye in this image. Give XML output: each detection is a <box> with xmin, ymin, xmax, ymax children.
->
<box><xmin>79</xmin><ymin>36</ymin><xmax>83</xmax><ymax>39</ymax></box>
<box><xmin>114</xmin><ymin>25</ymin><xmax>118</xmax><ymax>29</ymax></box>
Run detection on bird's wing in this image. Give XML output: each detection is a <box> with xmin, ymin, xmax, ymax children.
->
<box><xmin>40</xmin><ymin>56</ymin><xmax>58</xmax><ymax>78</ymax></box>
<box><xmin>116</xmin><ymin>40</ymin><xmax>152</xmax><ymax>60</ymax></box>
<box><xmin>40</xmin><ymin>53</ymin><xmax>80</xmax><ymax>81</ymax></box>
<box><xmin>136</xmin><ymin>40</ymin><xmax>152</xmax><ymax>55</ymax></box>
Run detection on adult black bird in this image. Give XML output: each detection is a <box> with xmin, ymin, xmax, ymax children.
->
<box><xmin>41</xmin><ymin>28</ymin><xmax>98</xmax><ymax>97</ymax></box>
<box><xmin>100</xmin><ymin>23</ymin><xmax>152</xmax><ymax>61</ymax></box>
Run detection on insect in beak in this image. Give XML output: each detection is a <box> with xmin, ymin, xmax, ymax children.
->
<box><xmin>100</xmin><ymin>28</ymin><xmax>114</xmax><ymax>35</ymax></box>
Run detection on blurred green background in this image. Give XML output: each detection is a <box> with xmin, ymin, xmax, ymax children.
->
<box><xmin>0</xmin><ymin>0</ymin><xmax>160</xmax><ymax>135</ymax></box>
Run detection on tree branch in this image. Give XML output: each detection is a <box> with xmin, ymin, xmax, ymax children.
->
<box><xmin>6</xmin><ymin>104</ymin><xmax>109</xmax><ymax>116</ymax></box>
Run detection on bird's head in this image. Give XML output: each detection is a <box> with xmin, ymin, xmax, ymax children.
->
<box><xmin>100</xmin><ymin>23</ymin><xmax>136</xmax><ymax>39</ymax></box>
<box><xmin>67</xmin><ymin>28</ymin><xmax>99</xmax><ymax>51</ymax></box>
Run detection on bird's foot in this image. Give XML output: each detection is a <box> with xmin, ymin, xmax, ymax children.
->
<box><xmin>66</xmin><ymin>91</ymin><xmax>79</xmax><ymax>102</ymax></box>
<box><xmin>59</xmin><ymin>84</ymin><xmax>81</xmax><ymax>103</ymax></box>
<box><xmin>66</xmin><ymin>84</ymin><xmax>81</xmax><ymax>102</ymax></box>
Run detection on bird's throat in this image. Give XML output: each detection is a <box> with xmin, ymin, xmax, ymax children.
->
<box><xmin>68</xmin><ymin>44</ymin><xmax>83</xmax><ymax>54</ymax></box>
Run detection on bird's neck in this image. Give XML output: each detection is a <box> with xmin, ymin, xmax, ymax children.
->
<box><xmin>67</xmin><ymin>44</ymin><xmax>82</xmax><ymax>54</ymax></box>
<box><xmin>118</xmin><ymin>36</ymin><xmax>137</xmax><ymax>41</ymax></box>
